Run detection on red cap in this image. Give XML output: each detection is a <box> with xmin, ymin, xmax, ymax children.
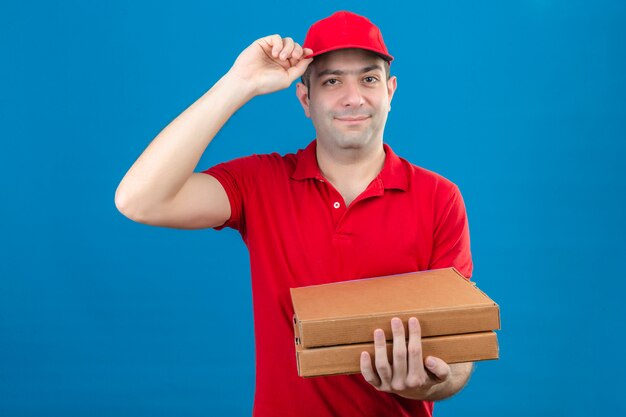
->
<box><xmin>303</xmin><ymin>11</ymin><xmax>394</xmax><ymax>62</ymax></box>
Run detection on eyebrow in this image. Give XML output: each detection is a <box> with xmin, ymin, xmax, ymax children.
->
<box><xmin>316</xmin><ymin>64</ymin><xmax>384</xmax><ymax>78</ymax></box>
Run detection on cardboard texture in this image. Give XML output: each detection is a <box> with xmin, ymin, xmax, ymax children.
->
<box><xmin>296</xmin><ymin>331</ymin><xmax>499</xmax><ymax>378</ymax></box>
<box><xmin>291</xmin><ymin>268</ymin><xmax>500</xmax><ymax>348</ymax></box>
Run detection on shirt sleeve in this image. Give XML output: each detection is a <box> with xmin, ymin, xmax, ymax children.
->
<box><xmin>200</xmin><ymin>155</ymin><xmax>262</xmax><ymax>235</ymax></box>
<box><xmin>428</xmin><ymin>184</ymin><xmax>473</xmax><ymax>279</ymax></box>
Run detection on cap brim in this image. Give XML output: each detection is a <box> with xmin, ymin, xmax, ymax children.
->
<box><xmin>303</xmin><ymin>45</ymin><xmax>393</xmax><ymax>62</ymax></box>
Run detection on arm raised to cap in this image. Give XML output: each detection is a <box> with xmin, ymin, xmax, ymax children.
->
<box><xmin>114</xmin><ymin>35</ymin><xmax>313</xmax><ymax>229</ymax></box>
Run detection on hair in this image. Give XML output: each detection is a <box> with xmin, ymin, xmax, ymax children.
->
<box><xmin>300</xmin><ymin>53</ymin><xmax>391</xmax><ymax>96</ymax></box>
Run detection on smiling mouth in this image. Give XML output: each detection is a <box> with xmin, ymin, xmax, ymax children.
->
<box><xmin>334</xmin><ymin>116</ymin><xmax>371</xmax><ymax>123</ymax></box>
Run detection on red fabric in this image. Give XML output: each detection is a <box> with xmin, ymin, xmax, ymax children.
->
<box><xmin>202</xmin><ymin>140</ymin><xmax>472</xmax><ymax>417</ymax></box>
<box><xmin>303</xmin><ymin>11</ymin><xmax>394</xmax><ymax>62</ymax></box>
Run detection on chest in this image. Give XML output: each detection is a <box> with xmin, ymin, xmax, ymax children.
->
<box><xmin>245</xmin><ymin>178</ymin><xmax>435</xmax><ymax>286</ymax></box>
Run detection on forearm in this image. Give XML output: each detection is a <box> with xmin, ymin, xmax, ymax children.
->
<box><xmin>398</xmin><ymin>362</ymin><xmax>473</xmax><ymax>401</ymax></box>
<box><xmin>115</xmin><ymin>72</ymin><xmax>254</xmax><ymax>212</ymax></box>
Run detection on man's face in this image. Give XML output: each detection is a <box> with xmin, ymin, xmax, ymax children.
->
<box><xmin>296</xmin><ymin>49</ymin><xmax>397</xmax><ymax>153</ymax></box>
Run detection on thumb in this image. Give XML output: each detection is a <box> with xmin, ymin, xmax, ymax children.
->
<box><xmin>424</xmin><ymin>356</ymin><xmax>450</xmax><ymax>382</ymax></box>
<box><xmin>287</xmin><ymin>57</ymin><xmax>314</xmax><ymax>82</ymax></box>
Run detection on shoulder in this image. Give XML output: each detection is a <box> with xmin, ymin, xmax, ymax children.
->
<box><xmin>401</xmin><ymin>157</ymin><xmax>460</xmax><ymax>197</ymax></box>
<box><xmin>383</xmin><ymin>143</ymin><xmax>459</xmax><ymax>197</ymax></box>
<box><xmin>203</xmin><ymin>149</ymin><xmax>300</xmax><ymax>178</ymax></box>
<box><xmin>212</xmin><ymin>150</ymin><xmax>296</xmax><ymax>167</ymax></box>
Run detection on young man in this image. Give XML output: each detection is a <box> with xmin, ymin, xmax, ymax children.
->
<box><xmin>116</xmin><ymin>11</ymin><xmax>474</xmax><ymax>417</ymax></box>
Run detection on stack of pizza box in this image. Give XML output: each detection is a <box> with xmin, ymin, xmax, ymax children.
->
<box><xmin>290</xmin><ymin>267</ymin><xmax>500</xmax><ymax>378</ymax></box>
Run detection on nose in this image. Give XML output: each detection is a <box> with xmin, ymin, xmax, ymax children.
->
<box><xmin>340</xmin><ymin>79</ymin><xmax>365</xmax><ymax>108</ymax></box>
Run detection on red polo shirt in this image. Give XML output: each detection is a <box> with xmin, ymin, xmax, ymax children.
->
<box><xmin>202</xmin><ymin>140</ymin><xmax>472</xmax><ymax>417</ymax></box>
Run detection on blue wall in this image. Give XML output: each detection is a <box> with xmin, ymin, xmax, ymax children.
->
<box><xmin>1</xmin><ymin>1</ymin><xmax>625</xmax><ymax>415</ymax></box>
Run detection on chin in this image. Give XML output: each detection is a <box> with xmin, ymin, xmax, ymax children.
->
<box><xmin>335</xmin><ymin>131</ymin><xmax>377</xmax><ymax>150</ymax></box>
<box><xmin>316</xmin><ymin>125</ymin><xmax>381</xmax><ymax>152</ymax></box>
<box><xmin>337</xmin><ymin>140</ymin><xmax>368</xmax><ymax>150</ymax></box>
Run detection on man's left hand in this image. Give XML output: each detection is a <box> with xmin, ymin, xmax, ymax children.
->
<box><xmin>360</xmin><ymin>317</ymin><xmax>458</xmax><ymax>400</ymax></box>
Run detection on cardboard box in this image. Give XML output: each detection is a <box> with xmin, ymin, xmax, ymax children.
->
<box><xmin>296</xmin><ymin>331</ymin><xmax>499</xmax><ymax>377</ymax></box>
<box><xmin>291</xmin><ymin>268</ymin><xmax>500</xmax><ymax>348</ymax></box>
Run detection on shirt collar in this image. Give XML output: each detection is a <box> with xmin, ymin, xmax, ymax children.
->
<box><xmin>291</xmin><ymin>140</ymin><xmax>408</xmax><ymax>191</ymax></box>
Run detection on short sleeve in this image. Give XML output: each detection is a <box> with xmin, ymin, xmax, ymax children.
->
<box><xmin>201</xmin><ymin>155</ymin><xmax>262</xmax><ymax>234</ymax></box>
<box><xmin>429</xmin><ymin>184</ymin><xmax>473</xmax><ymax>279</ymax></box>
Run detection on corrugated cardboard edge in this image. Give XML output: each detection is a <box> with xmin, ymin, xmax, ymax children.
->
<box><xmin>293</xmin><ymin>314</ymin><xmax>301</xmax><ymax>345</ymax></box>
<box><xmin>296</xmin><ymin>331</ymin><xmax>499</xmax><ymax>378</ymax></box>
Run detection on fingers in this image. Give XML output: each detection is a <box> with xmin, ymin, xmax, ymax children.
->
<box><xmin>390</xmin><ymin>317</ymin><xmax>408</xmax><ymax>390</ymax></box>
<box><xmin>286</xmin><ymin>55</ymin><xmax>313</xmax><ymax>81</ymax></box>
<box><xmin>279</xmin><ymin>37</ymin><xmax>295</xmax><ymax>60</ymax></box>
<box><xmin>267</xmin><ymin>34</ymin><xmax>283</xmax><ymax>58</ymax></box>
<box><xmin>262</xmin><ymin>35</ymin><xmax>310</xmax><ymax>63</ymax></box>
<box><xmin>373</xmin><ymin>328</ymin><xmax>392</xmax><ymax>389</ymax></box>
<box><xmin>287</xmin><ymin>44</ymin><xmax>304</xmax><ymax>67</ymax></box>
<box><xmin>424</xmin><ymin>356</ymin><xmax>451</xmax><ymax>382</ymax></box>
<box><xmin>406</xmin><ymin>317</ymin><xmax>427</xmax><ymax>387</ymax></box>
<box><xmin>258</xmin><ymin>35</ymin><xmax>313</xmax><ymax>82</ymax></box>
<box><xmin>361</xmin><ymin>318</ymin><xmax>452</xmax><ymax>395</ymax></box>
<box><xmin>360</xmin><ymin>351</ymin><xmax>382</xmax><ymax>388</ymax></box>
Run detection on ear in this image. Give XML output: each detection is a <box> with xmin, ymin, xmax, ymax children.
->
<box><xmin>387</xmin><ymin>76</ymin><xmax>397</xmax><ymax>111</ymax></box>
<box><xmin>296</xmin><ymin>82</ymin><xmax>311</xmax><ymax>118</ymax></box>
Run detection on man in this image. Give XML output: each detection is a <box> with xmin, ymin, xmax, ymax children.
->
<box><xmin>115</xmin><ymin>11</ymin><xmax>473</xmax><ymax>417</ymax></box>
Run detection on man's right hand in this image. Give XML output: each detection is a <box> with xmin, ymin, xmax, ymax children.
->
<box><xmin>228</xmin><ymin>35</ymin><xmax>314</xmax><ymax>97</ymax></box>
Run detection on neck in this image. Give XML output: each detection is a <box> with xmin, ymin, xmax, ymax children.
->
<box><xmin>315</xmin><ymin>139</ymin><xmax>386</xmax><ymax>195</ymax></box>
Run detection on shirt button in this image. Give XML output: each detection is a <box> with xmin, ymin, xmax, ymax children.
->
<box><xmin>333</xmin><ymin>202</ymin><xmax>341</xmax><ymax>209</ymax></box>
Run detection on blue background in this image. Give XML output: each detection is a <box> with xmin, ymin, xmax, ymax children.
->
<box><xmin>1</xmin><ymin>0</ymin><xmax>625</xmax><ymax>415</ymax></box>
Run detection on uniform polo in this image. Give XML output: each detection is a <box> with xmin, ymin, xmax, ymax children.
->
<box><xmin>202</xmin><ymin>139</ymin><xmax>472</xmax><ymax>417</ymax></box>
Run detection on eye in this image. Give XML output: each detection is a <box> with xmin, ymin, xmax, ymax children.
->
<box><xmin>323</xmin><ymin>78</ymin><xmax>339</xmax><ymax>86</ymax></box>
<box><xmin>363</xmin><ymin>76</ymin><xmax>379</xmax><ymax>83</ymax></box>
